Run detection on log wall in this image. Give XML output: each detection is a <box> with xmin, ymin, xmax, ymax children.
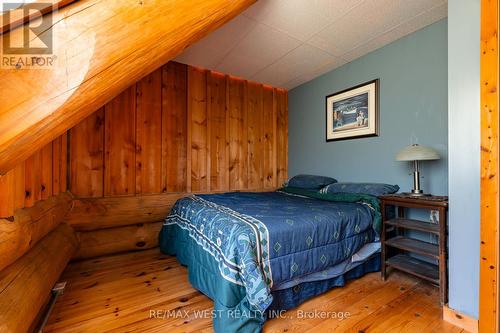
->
<box><xmin>0</xmin><ymin>192</ymin><xmax>73</xmax><ymax>272</ymax></box>
<box><xmin>0</xmin><ymin>224</ymin><xmax>78</xmax><ymax>333</ymax></box>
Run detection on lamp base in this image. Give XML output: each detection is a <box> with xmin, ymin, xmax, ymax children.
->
<box><xmin>402</xmin><ymin>192</ymin><xmax>432</xmax><ymax>197</ymax></box>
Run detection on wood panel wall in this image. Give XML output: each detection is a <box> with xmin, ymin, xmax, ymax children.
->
<box><xmin>0</xmin><ymin>132</ymin><xmax>68</xmax><ymax>218</ymax></box>
<box><xmin>479</xmin><ymin>0</ymin><xmax>499</xmax><ymax>331</ymax></box>
<box><xmin>69</xmin><ymin>61</ymin><xmax>288</xmax><ymax>200</ymax></box>
<box><xmin>66</xmin><ymin>61</ymin><xmax>287</xmax><ymax>258</ymax></box>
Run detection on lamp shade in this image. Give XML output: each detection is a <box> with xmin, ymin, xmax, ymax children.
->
<box><xmin>395</xmin><ymin>144</ymin><xmax>440</xmax><ymax>161</ymax></box>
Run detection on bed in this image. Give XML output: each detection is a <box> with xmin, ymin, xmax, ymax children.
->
<box><xmin>159</xmin><ymin>187</ymin><xmax>382</xmax><ymax>333</ymax></box>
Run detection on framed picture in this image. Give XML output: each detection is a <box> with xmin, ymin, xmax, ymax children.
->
<box><xmin>325</xmin><ymin>79</ymin><xmax>379</xmax><ymax>141</ymax></box>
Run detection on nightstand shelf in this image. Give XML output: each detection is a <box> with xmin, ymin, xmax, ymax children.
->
<box><xmin>385</xmin><ymin>254</ymin><xmax>439</xmax><ymax>284</ymax></box>
<box><xmin>379</xmin><ymin>194</ymin><xmax>448</xmax><ymax>305</ymax></box>
<box><xmin>385</xmin><ymin>218</ymin><xmax>440</xmax><ymax>235</ymax></box>
<box><xmin>385</xmin><ymin>236</ymin><xmax>439</xmax><ymax>259</ymax></box>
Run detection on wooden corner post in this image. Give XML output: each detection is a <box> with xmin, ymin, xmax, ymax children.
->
<box><xmin>480</xmin><ymin>0</ymin><xmax>500</xmax><ymax>332</ymax></box>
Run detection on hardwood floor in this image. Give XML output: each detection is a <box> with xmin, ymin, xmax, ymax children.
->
<box><xmin>45</xmin><ymin>249</ymin><xmax>463</xmax><ymax>333</ymax></box>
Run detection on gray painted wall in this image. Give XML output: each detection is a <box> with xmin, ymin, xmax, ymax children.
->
<box><xmin>448</xmin><ymin>0</ymin><xmax>480</xmax><ymax>318</ymax></box>
<box><xmin>289</xmin><ymin>10</ymin><xmax>481</xmax><ymax>318</ymax></box>
<box><xmin>288</xmin><ymin>20</ymin><xmax>448</xmax><ymax>196</ymax></box>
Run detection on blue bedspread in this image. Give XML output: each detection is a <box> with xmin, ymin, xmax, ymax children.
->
<box><xmin>160</xmin><ymin>190</ymin><xmax>378</xmax><ymax>332</ymax></box>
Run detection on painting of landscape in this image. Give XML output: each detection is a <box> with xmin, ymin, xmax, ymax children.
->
<box><xmin>325</xmin><ymin>79</ymin><xmax>379</xmax><ymax>141</ymax></box>
<box><xmin>332</xmin><ymin>93</ymin><xmax>369</xmax><ymax>132</ymax></box>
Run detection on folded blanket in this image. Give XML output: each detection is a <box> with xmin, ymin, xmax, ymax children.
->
<box><xmin>279</xmin><ymin>186</ymin><xmax>382</xmax><ymax>234</ymax></box>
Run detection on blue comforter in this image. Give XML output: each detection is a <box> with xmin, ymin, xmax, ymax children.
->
<box><xmin>160</xmin><ymin>190</ymin><xmax>378</xmax><ymax>332</ymax></box>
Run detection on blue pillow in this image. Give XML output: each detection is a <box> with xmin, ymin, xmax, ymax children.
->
<box><xmin>285</xmin><ymin>174</ymin><xmax>337</xmax><ymax>190</ymax></box>
<box><xmin>321</xmin><ymin>182</ymin><xmax>399</xmax><ymax>196</ymax></box>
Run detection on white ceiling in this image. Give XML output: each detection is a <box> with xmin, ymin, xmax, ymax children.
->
<box><xmin>175</xmin><ymin>0</ymin><xmax>448</xmax><ymax>90</ymax></box>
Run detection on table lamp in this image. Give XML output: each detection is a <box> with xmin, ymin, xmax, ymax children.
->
<box><xmin>396</xmin><ymin>144</ymin><xmax>440</xmax><ymax>196</ymax></box>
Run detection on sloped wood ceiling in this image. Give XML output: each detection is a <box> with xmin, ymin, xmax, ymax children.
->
<box><xmin>0</xmin><ymin>0</ymin><xmax>256</xmax><ymax>175</ymax></box>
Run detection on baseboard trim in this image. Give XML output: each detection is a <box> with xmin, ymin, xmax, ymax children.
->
<box><xmin>443</xmin><ymin>305</ymin><xmax>478</xmax><ymax>333</ymax></box>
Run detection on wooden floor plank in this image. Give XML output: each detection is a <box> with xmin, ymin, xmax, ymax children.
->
<box><xmin>46</xmin><ymin>249</ymin><xmax>462</xmax><ymax>333</ymax></box>
<box><xmin>300</xmin><ymin>276</ymin><xmax>420</xmax><ymax>333</ymax></box>
<box><xmin>264</xmin><ymin>273</ymin><xmax>405</xmax><ymax>333</ymax></box>
<box><xmin>345</xmin><ymin>284</ymin><xmax>439</xmax><ymax>332</ymax></box>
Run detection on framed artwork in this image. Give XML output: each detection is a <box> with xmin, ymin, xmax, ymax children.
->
<box><xmin>325</xmin><ymin>79</ymin><xmax>379</xmax><ymax>141</ymax></box>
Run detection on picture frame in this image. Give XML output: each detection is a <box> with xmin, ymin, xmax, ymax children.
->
<box><xmin>325</xmin><ymin>79</ymin><xmax>380</xmax><ymax>141</ymax></box>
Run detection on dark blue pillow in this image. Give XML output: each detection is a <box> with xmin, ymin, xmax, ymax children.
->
<box><xmin>321</xmin><ymin>182</ymin><xmax>399</xmax><ymax>196</ymax></box>
<box><xmin>285</xmin><ymin>174</ymin><xmax>337</xmax><ymax>190</ymax></box>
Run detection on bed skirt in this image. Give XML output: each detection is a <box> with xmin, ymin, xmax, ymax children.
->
<box><xmin>159</xmin><ymin>224</ymin><xmax>380</xmax><ymax>333</ymax></box>
<box><xmin>268</xmin><ymin>255</ymin><xmax>380</xmax><ymax>312</ymax></box>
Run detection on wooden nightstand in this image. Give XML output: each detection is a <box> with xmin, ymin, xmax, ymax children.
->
<box><xmin>379</xmin><ymin>194</ymin><xmax>448</xmax><ymax>305</ymax></box>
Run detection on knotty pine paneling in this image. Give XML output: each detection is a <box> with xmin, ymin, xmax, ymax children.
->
<box><xmin>52</xmin><ymin>137</ymin><xmax>61</xmax><ymax>197</ymax></box>
<box><xmin>228</xmin><ymin>78</ymin><xmax>248</xmax><ymax>191</ymax></box>
<box><xmin>162</xmin><ymin>62</ymin><xmax>188</xmax><ymax>193</ymax></box>
<box><xmin>262</xmin><ymin>86</ymin><xmax>277</xmax><ymax>189</ymax></box>
<box><xmin>25</xmin><ymin>150</ymin><xmax>41</xmax><ymax>207</ymax></box>
<box><xmin>12</xmin><ymin>162</ymin><xmax>25</xmax><ymax>210</ymax></box>
<box><xmin>49</xmin><ymin>132</ymin><xmax>68</xmax><ymax>198</ymax></box>
<box><xmin>104</xmin><ymin>86</ymin><xmax>137</xmax><ymax>196</ymax></box>
<box><xmin>136</xmin><ymin>70</ymin><xmax>162</xmax><ymax>194</ymax></box>
<box><xmin>247</xmin><ymin>81</ymin><xmax>264</xmax><ymax>190</ymax></box>
<box><xmin>188</xmin><ymin>66</ymin><xmax>208</xmax><ymax>192</ymax></box>
<box><xmin>276</xmin><ymin>88</ymin><xmax>288</xmax><ymax>187</ymax></box>
<box><xmin>0</xmin><ymin>133</ymin><xmax>69</xmax><ymax>218</ymax></box>
<box><xmin>40</xmin><ymin>143</ymin><xmax>53</xmax><ymax>200</ymax></box>
<box><xmin>0</xmin><ymin>168</ymin><xmax>14</xmax><ymax>217</ymax></box>
<box><xmin>68</xmin><ymin>61</ymin><xmax>288</xmax><ymax>209</ymax></box>
<box><xmin>60</xmin><ymin>133</ymin><xmax>68</xmax><ymax>192</ymax></box>
<box><xmin>207</xmin><ymin>72</ymin><xmax>229</xmax><ymax>192</ymax></box>
<box><xmin>69</xmin><ymin>109</ymin><xmax>104</xmax><ymax>198</ymax></box>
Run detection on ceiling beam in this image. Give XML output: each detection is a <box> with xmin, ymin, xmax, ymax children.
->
<box><xmin>0</xmin><ymin>0</ymin><xmax>256</xmax><ymax>174</ymax></box>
